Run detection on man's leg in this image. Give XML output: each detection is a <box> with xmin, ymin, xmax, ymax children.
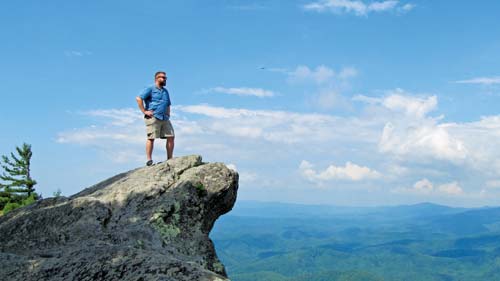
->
<box><xmin>146</xmin><ymin>139</ymin><xmax>154</xmax><ymax>161</ymax></box>
<box><xmin>166</xmin><ymin>137</ymin><xmax>174</xmax><ymax>160</ymax></box>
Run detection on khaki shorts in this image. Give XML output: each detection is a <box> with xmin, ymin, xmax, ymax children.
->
<box><xmin>144</xmin><ymin>116</ymin><xmax>175</xmax><ymax>139</ymax></box>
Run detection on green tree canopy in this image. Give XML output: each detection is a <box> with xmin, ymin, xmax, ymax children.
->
<box><xmin>0</xmin><ymin>143</ymin><xmax>38</xmax><ymax>212</ymax></box>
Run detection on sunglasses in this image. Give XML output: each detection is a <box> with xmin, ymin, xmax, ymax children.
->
<box><xmin>157</xmin><ymin>76</ymin><xmax>167</xmax><ymax>79</ymax></box>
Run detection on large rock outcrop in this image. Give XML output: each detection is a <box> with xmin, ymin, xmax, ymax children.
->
<box><xmin>0</xmin><ymin>155</ymin><xmax>238</xmax><ymax>281</ymax></box>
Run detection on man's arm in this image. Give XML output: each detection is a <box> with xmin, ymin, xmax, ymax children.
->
<box><xmin>136</xmin><ymin>96</ymin><xmax>153</xmax><ymax>117</ymax></box>
<box><xmin>166</xmin><ymin>105</ymin><xmax>170</xmax><ymax>117</ymax></box>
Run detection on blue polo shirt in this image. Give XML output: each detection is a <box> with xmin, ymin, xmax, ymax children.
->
<box><xmin>140</xmin><ymin>86</ymin><xmax>171</xmax><ymax>120</ymax></box>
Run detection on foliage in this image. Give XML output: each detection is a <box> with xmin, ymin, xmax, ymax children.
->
<box><xmin>194</xmin><ymin>182</ymin><xmax>206</xmax><ymax>196</ymax></box>
<box><xmin>0</xmin><ymin>143</ymin><xmax>38</xmax><ymax>214</ymax></box>
<box><xmin>2</xmin><ymin>202</ymin><xmax>21</xmax><ymax>215</ymax></box>
<box><xmin>53</xmin><ymin>189</ymin><xmax>62</xmax><ymax>197</ymax></box>
<box><xmin>211</xmin><ymin>203</ymin><xmax>500</xmax><ymax>281</ymax></box>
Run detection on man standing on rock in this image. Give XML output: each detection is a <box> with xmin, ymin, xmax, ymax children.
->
<box><xmin>136</xmin><ymin>71</ymin><xmax>175</xmax><ymax>166</ymax></box>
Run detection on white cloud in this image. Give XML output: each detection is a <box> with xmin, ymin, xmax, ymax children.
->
<box><xmin>314</xmin><ymin>89</ymin><xmax>343</xmax><ymax>110</ymax></box>
<box><xmin>82</xmin><ymin>108</ymin><xmax>141</xmax><ymax>126</ymax></box>
<box><xmin>208</xmin><ymin>86</ymin><xmax>275</xmax><ymax>97</ymax></box>
<box><xmin>379</xmin><ymin>121</ymin><xmax>468</xmax><ymax>163</ymax></box>
<box><xmin>352</xmin><ymin>94</ymin><xmax>380</xmax><ymax>105</ymax></box>
<box><xmin>369</xmin><ymin>1</ymin><xmax>398</xmax><ymax>12</ymax></box>
<box><xmin>56</xmin><ymin>105</ymin><xmax>380</xmax><ymax>167</ymax></box>
<box><xmin>176</xmin><ymin>104</ymin><xmax>253</xmax><ymax>119</ymax></box>
<box><xmin>177</xmin><ymin>104</ymin><xmax>375</xmax><ymax>144</ymax></box>
<box><xmin>286</xmin><ymin>65</ymin><xmax>358</xmax><ymax>109</ymax></box>
<box><xmin>413</xmin><ymin>178</ymin><xmax>434</xmax><ymax>194</ymax></box>
<box><xmin>303</xmin><ymin>0</ymin><xmax>410</xmax><ymax>16</ymax></box>
<box><xmin>381</xmin><ymin>89</ymin><xmax>437</xmax><ymax>118</ymax></box>
<box><xmin>438</xmin><ymin>181</ymin><xmax>464</xmax><ymax>195</ymax></box>
<box><xmin>300</xmin><ymin>160</ymin><xmax>381</xmax><ymax>182</ymax></box>
<box><xmin>444</xmin><ymin>116</ymin><xmax>500</xmax><ymax>173</ymax></box>
<box><xmin>288</xmin><ymin>65</ymin><xmax>336</xmax><ymax>84</ymax></box>
<box><xmin>226</xmin><ymin>163</ymin><xmax>238</xmax><ymax>171</ymax></box>
<box><xmin>225</xmin><ymin>163</ymin><xmax>259</xmax><ymax>183</ymax></box>
<box><xmin>286</xmin><ymin>65</ymin><xmax>357</xmax><ymax>84</ymax></box>
<box><xmin>399</xmin><ymin>3</ymin><xmax>415</xmax><ymax>12</ymax></box>
<box><xmin>455</xmin><ymin>76</ymin><xmax>500</xmax><ymax>85</ymax></box>
<box><xmin>354</xmin><ymin>90</ymin><xmax>468</xmax><ymax>163</ymax></box>
<box><xmin>240</xmin><ymin>171</ymin><xmax>258</xmax><ymax>183</ymax></box>
<box><xmin>338</xmin><ymin>67</ymin><xmax>358</xmax><ymax>79</ymax></box>
<box><xmin>396</xmin><ymin>179</ymin><xmax>464</xmax><ymax>196</ymax></box>
<box><xmin>354</xmin><ymin>89</ymin><xmax>438</xmax><ymax>118</ymax></box>
<box><xmin>56</xmin><ymin>94</ymin><xmax>500</xmax><ymax>205</ymax></box>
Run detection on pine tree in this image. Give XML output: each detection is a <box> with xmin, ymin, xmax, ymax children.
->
<box><xmin>0</xmin><ymin>143</ymin><xmax>38</xmax><ymax>211</ymax></box>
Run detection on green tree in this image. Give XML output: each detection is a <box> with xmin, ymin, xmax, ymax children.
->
<box><xmin>0</xmin><ymin>143</ymin><xmax>38</xmax><ymax>212</ymax></box>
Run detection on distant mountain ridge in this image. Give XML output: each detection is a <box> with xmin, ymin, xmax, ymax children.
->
<box><xmin>228</xmin><ymin>200</ymin><xmax>470</xmax><ymax>219</ymax></box>
<box><xmin>212</xmin><ymin>200</ymin><xmax>500</xmax><ymax>281</ymax></box>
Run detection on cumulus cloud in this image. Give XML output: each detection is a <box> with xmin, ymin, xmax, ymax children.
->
<box><xmin>381</xmin><ymin>91</ymin><xmax>437</xmax><ymax>118</ymax></box>
<box><xmin>354</xmin><ymin>89</ymin><xmax>468</xmax><ymax>163</ymax></box>
<box><xmin>413</xmin><ymin>178</ymin><xmax>434</xmax><ymax>194</ymax></box>
<box><xmin>56</xmin><ymin>92</ymin><xmax>500</xmax><ymax>204</ymax></box>
<box><xmin>303</xmin><ymin>0</ymin><xmax>412</xmax><ymax>16</ymax></box>
<box><xmin>207</xmin><ymin>86</ymin><xmax>276</xmax><ymax>97</ymax></box>
<box><xmin>455</xmin><ymin>76</ymin><xmax>500</xmax><ymax>85</ymax></box>
<box><xmin>300</xmin><ymin>160</ymin><xmax>381</xmax><ymax>182</ymax></box>
<box><xmin>379</xmin><ymin>121</ymin><xmax>468</xmax><ymax>163</ymax></box>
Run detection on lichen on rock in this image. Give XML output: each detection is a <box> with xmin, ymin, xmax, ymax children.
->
<box><xmin>0</xmin><ymin>155</ymin><xmax>238</xmax><ymax>281</ymax></box>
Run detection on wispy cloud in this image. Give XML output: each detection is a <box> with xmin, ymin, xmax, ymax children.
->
<box><xmin>355</xmin><ymin>88</ymin><xmax>437</xmax><ymax>118</ymax></box>
<box><xmin>265</xmin><ymin>65</ymin><xmax>357</xmax><ymax>85</ymax></box>
<box><xmin>400</xmin><ymin>3</ymin><xmax>416</xmax><ymax>12</ymax></box>
<box><xmin>64</xmin><ymin>50</ymin><xmax>92</xmax><ymax>57</ymax></box>
<box><xmin>288</xmin><ymin>65</ymin><xmax>336</xmax><ymax>84</ymax></box>
<box><xmin>57</xmin><ymin>93</ymin><xmax>500</xmax><ymax>201</ymax></box>
<box><xmin>394</xmin><ymin>179</ymin><xmax>464</xmax><ymax>196</ymax></box>
<box><xmin>303</xmin><ymin>0</ymin><xmax>413</xmax><ymax>16</ymax></box>
<box><xmin>176</xmin><ymin>104</ymin><xmax>370</xmax><ymax>143</ymax></box>
<box><xmin>300</xmin><ymin>160</ymin><xmax>381</xmax><ymax>183</ymax></box>
<box><xmin>285</xmin><ymin>65</ymin><xmax>358</xmax><ymax>109</ymax></box>
<box><xmin>206</xmin><ymin>86</ymin><xmax>276</xmax><ymax>97</ymax></box>
<box><xmin>454</xmin><ymin>76</ymin><xmax>500</xmax><ymax>85</ymax></box>
<box><xmin>82</xmin><ymin>108</ymin><xmax>141</xmax><ymax>126</ymax></box>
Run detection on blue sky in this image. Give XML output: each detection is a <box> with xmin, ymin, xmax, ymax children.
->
<box><xmin>2</xmin><ymin>0</ymin><xmax>500</xmax><ymax>207</ymax></box>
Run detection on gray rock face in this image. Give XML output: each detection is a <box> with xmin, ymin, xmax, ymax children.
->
<box><xmin>0</xmin><ymin>155</ymin><xmax>238</xmax><ymax>281</ymax></box>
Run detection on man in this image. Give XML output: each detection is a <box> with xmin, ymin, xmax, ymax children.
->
<box><xmin>136</xmin><ymin>71</ymin><xmax>175</xmax><ymax>166</ymax></box>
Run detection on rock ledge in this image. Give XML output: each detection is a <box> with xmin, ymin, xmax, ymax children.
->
<box><xmin>0</xmin><ymin>155</ymin><xmax>238</xmax><ymax>281</ymax></box>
